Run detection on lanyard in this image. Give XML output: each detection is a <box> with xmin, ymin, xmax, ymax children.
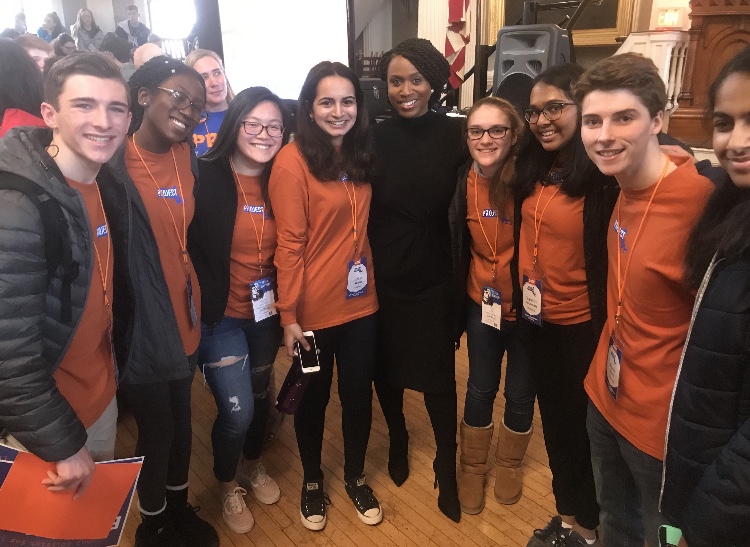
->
<box><xmin>92</xmin><ymin>182</ymin><xmax>111</xmax><ymax>316</ymax></box>
<box><xmin>231</xmin><ymin>157</ymin><xmax>266</xmax><ymax>276</ymax></box>
<box><xmin>614</xmin><ymin>157</ymin><xmax>670</xmax><ymax>332</ymax></box>
<box><xmin>132</xmin><ymin>136</ymin><xmax>189</xmax><ymax>270</ymax></box>
<box><xmin>473</xmin><ymin>169</ymin><xmax>499</xmax><ymax>284</ymax></box>
<box><xmin>532</xmin><ymin>182</ymin><xmax>561</xmax><ymax>269</ymax></box>
<box><xmin>340</xmin><ymin>173</ymin><xmax>359</xmax><ymax>256</ymax></box>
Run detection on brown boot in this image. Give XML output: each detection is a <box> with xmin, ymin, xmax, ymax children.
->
<box><xmin>458</xmin><ymin>420</ymin><xmax>493</xmax><ymax>514</ymax></box>
<box><xmin>494</xmin><ymin>421</ymin><xmax>532</xmax><ymax>504</ymax></box>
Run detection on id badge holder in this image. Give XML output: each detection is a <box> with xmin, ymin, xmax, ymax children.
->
<box><xmin>346</xmin><ymin>257</ymin><xmax>367</xmax><ymax>299</ymax></box>
<box><xmin>480</xmin><ymin>286</ymin><xmax>502</xmax><ymax>330</ymax></box>
<box><xmin>606</xmin><ymin>332</ymin><xmax>623</xmax><ymax>400</ymax></box>
<box><xmin>522</xmin><ymin>268</ymin><xmax>543</xmax><ymax>326</ymax></box>
<box><xmin>186</xmin><ymin>275</ymin><xmax>198</xmax><ymax>327</ymax></box>
<box><xmin>250</xmin><ymin>277</ymin><xmax>278</xmax><ymax>322</ymax></box>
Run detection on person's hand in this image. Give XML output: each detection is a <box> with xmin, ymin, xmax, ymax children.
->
<box><xmin>283</xmin><ymin>323</ymin><xmax>309</xmax><ymax>357</ymax></box>
<box><xmin>677</xmin><ymin>537</ymin><xmax>688</xmax><ymax>547</ymax></box>
<box><xmin>41</xmin><ymin>445</ymin><xmax>95</xmax><ymax>500</ymax></box>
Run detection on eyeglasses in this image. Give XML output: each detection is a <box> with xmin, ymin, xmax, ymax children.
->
<box><xmin>523</xmin><ymin>102</ymin><xmax>576</xmax><ymax>124</ymax></box>
<box><xmin>241</xmin><ymin>121</ymin><xmax>284</xmax><ymax>138</ymax></box>
<box><xmin>157</xmin><ymin>87</ymin><xmax>206</xmax><ymax>120</ymax></box>
<box><xmin>466</xmin><ymin>126</ymin><xmax>510</xmax><ymax>140</ymax></box>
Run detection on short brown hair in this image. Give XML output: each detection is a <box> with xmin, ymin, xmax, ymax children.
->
<box><xmin>573</xmin><ymin>53</ymin><xmax>666</xmax><ymax>117</ymax></box>
<box><xmin>15</xmin><ymin>34</ymin><xmax>52</xmax><ymax>54</ymax></box>
<box><xmin>44</xmin><ymin>52</ymin><xmax>129</xmax><ymax>109</ymax></box>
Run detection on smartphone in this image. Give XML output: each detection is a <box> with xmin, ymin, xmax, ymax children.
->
<box><xmin>658</xmin><ymin>525</ymin><xmax>683</xmax><ymax>547</ymax></box>
<box><xmin>296</xmin><ymin>330</ymin><xmax>320</xmax><ymax>373</ymax></box>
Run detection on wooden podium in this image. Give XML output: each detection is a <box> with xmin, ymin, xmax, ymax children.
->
<box><xmin>668</xmin><ymin>0</ymin><xmax>750</xmax><ymax>148</ymax></box>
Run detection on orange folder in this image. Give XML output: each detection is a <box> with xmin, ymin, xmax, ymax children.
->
<box><xmin>0</xmin><ymin>452</ymin><xmax>141</xmax><ymax>540</ymax></box>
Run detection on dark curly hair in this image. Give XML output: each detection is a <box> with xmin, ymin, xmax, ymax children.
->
<box><xmin>127</xmin><ymin>55</ymin><xmax>205</xmax><ymax>136</ymax></box>
<box><xmin>379</xmin><ymin>38</ymin><xmax>451</xmax><ymax>107</ymax></box>
<box><xmin>295</xmin><ymin>61</ymin><xmax>373</xmax><ymax>183</ymax></box>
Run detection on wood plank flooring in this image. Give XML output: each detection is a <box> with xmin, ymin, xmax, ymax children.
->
<box><xmin>114</xmin><ymin>335</ymin><xmax>556</xmax><ymax>546</ymax></box>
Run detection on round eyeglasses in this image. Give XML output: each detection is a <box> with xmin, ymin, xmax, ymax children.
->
<box><xmin>157</xmin><ymin>87</ymin><xmax>206</xmax><ymax>120</ymax></box>
<box><xmin>466</xmin><ymin>126</ymin><xmax>510</xmax><ymax>140</ymax></box>
<box><xmin>523</xmin><ymin>102</ymin><xmax>576</xmax><ymax>124</ymax></box>
<box><xmin>241</xmin><ymin>121</ymin><xmax>284</xmax><ymax>138</ymax></box>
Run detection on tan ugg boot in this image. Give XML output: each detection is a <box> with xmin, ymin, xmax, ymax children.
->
<box><xmin>458</xmin><ymin>420</ymin><xmax>494</xmax><ymax>514</ymax></box>
<box><xmin>494</xmin><ymin>421</ymin><xmax>532</xmax><ymax>504</ymax></box>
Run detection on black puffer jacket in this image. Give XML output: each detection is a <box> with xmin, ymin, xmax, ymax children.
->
<box><xmin>97</xmin><ymin>143</ymin><xmax>197</xmax><ymax>385</ymax></box>
<box><xmin>448</xmin><ymin>160</ymin><xmax>473</xmax><ymax>345</ymax></box>
<box><xmin>661</xmin><ymin>251</ymin><xmax>750</xmax><ymax>547</ymax></box>
<box><xmin>0</xmin><ymin>127</ymin><xmax>97</xmax><ymax>461</ymax></box>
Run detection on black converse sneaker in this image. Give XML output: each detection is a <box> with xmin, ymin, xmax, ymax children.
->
<box><xmin>300</xmin><ymin>480</ymin><xmax>330</xmax><ymax>531</ymax></box>
<box><xmin>345</xmin><ymin>474</ymin><xmax>383</xmax><ymax>525</ymax></box>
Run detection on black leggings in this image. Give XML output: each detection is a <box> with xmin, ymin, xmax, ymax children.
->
<box><xmin>374</xmin><ymin>375</ymin><xmax>457</xmax><ymax>462</ymax></box>
<box><xmin>119</xmin><ymin>353</ymin><xmax>196</xmax><ymax>513</ymax></box>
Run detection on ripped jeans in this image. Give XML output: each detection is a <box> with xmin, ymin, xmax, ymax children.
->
<box><xmin>199</xmin><ymin>314</ymin><xmax>282</xmax><ymax>482</ymax></box>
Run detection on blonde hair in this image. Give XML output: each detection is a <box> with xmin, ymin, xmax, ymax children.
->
<box><xmin>184</xmin><ymin>48</ymin><xmax>235</xmax><ymax>104</ymax></box>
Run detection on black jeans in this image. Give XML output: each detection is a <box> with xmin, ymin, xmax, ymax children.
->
<box><xmin>294</xmin><ymin>313</ymin><xmax>377</xmax><ymax>481</ymax></box>
<box><xmin>520</xmin><ymin>319</ymin><xmax>600</xmax><ymax>530</ymax></box>
<box><xmin>119</xmin><ymin>352</ymin><xmax>197</xmax><ymax>513</ymax></box>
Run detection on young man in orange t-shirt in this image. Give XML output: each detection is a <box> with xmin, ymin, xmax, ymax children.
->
<box><xmin>0</xmin><ymin>53</ymin><xmax>131</xmax><ymax>499</ymax></box>
<box><xmin>575</xmin><ymin>53</ymin><xmax>713</xmax><ymax>547</ymax></box>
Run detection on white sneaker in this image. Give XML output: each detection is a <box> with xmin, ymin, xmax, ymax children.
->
<box><xmin>222</xmin><ymin>486</ymin><xmax>254</xmax><ymax>534</ymax></box>
<box><xmin>237</xmin><ymin>458</ymin><xmax>281</xmax><ymax>505</ymax></box>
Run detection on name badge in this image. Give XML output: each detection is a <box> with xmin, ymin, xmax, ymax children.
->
<box><xmin>346</xmin><ymin>257</ymin><xmax>367</xmax><ymax>299</ymax></box>
<box><xmin>186</xmin><ymin>274</ymin><xmax>198</xmax><ymax>328</ymax></box>
<box><xmin>250</xmin><ymin>277</ymin><xmax>277</xmax><ymax>322</ymax></box>
<box><xmin>522</xmin><ymin>268</ymin><xmax>543</xmax><ymax>326</ymax></box>
<box><xmin>481</xmin><ymin>286</ymin><xmax>502</xmax><ymax>330</ymax></box>
<box><xmin>606</xmin><ymin>334</ymin><xmax>623</xmax><ymax>400</ymax></box>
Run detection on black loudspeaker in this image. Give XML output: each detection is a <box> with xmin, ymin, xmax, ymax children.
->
<box><xmin>359</xmin><ymin>78</ymin><xmax>391</xmax><ymax>122</ymax></box>
<box><xmin>493</xmin><ymin>24</ymin><xmax>573</xmax><ymax>113</ymax></box>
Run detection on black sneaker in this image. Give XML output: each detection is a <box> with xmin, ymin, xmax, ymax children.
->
<box><xmin>345</xmin><ymin>474</ymin><xmax>383</xmax><ymax>525</ymax></box>
<box><xmin>170</xmin><ymin>503</ymin><xmax>219</xmax><ymax>547</ymax></box>
<box><xmin>527</xmin><ymin>515</ymin><xmax>571</xmax><ymax>547</ymax></box>
<box><xmin>134</xmin><ymin>519</ymin><xmax>183</xmax><ymax>547</ymax></box>
<box><xmin>564</xmin><ymin>530</ymin><xmax>599</xmax><ymax>546</ymax></box>
<box><xmin>300</xmin><ymin>480</ymin><xmax>330</xmax><ymax>531</ymax></box>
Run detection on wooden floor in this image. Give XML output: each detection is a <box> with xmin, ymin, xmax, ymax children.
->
<box><xmin>113</xmin><ymin>336</ymin><xmax>556</xmax><ymax>547</ymax></box>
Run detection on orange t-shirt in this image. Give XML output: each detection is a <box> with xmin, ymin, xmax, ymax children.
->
<box><xmin>585</xmin><ymin>156</ymin><xmax>713</xmax><ymax>460</ymax></box>
<box><xmin>518</xmin><ymin>182</ymin><xmax>591</xmax><ymax>324</ymax></box>
<box><xmin>53</xmin><ymin>178</ymin><xmax>116</xmax><ymax>428</ymax></box>
<box><xmin>125</xmin><ymin>139</ymin><xmax>201</xmax><ymax>355</ymax></box>
<box><xmin>269</xmin><ymin>142</ymin><xmax>378</xmax><ymax>330</ymax></box>
<box><xmin>225</xmin><ymin>173</ymin><xmax>278</xmax><ymax>319</ymax></box>
<box><xmin>466</xmin><ymin>168</ymin><xmax>516</xmax><ymax>320</ymax></box>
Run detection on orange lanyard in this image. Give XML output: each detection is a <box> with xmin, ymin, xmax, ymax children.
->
<box><xmin>92</xmin><ymin>182</ymin><xmax>111</xmax><ymax>314</ymax></box>
<box><xmin>340</xmin><ymin>173</ymin><xmax>359</xmax><ymax>256</ymax></box>
<box><xmin>473</xmin><ymin>169</ymin><xmax>499</xmax><ymax>284</ymax></box>
<box><xmin>614</xmin><ymin>157</ymin><xmax>670</xmax><ymax>331</ymax></box>
<box><xmin>231</xmin><ymin>157</ymin><xmax>266</xmax><ymax>275</ymax></box>
<box><xmin>132</xmin><ymin>136</ymin><xmax>189</xmax><ymax>270</ymax></box>
<box><xmin>532</xmin><ymin>183</ymin><xmax>561</xmax><ymax>269</ymax></box>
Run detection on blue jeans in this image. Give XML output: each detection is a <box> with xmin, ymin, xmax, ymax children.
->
<box><xmin>199</xmin><ymin>314</ymin><xmax>282</xmax><ymax>482</ymax></box>
<box><xmin>587</xmin><ymin>400</ymin><xmax>668</xmax><ymax>547</ymax></box>
<box><xmin>464</xmin><ymin>300</ymin><xmax>536</xmax><ymax>432</ymax></box>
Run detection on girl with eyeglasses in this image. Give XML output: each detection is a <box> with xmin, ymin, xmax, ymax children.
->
<box><xmin>449</xmin><ymin>97</ymin><xmax>536</xmax><ymax>516</ymax></box>
<box><xmin>269</xmin><ymin>61</ymin><xmax>382</xmax><ymax>531</ymax></box>
<box><xmin>116</xmin><ymin>56</ymin><xmax>218</xmax><ymax>547</ymax></box>
<box><xmin>188</xmin><ymin>87</ymin><xmax>289</xmax><ymax>534</ymax></box>
<box><xmin>514</xmin><ymin>64</ymin><xmax>617</xmax><ymax>547</ymax></box>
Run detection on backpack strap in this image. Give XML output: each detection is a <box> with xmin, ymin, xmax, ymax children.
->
<box><xmin>0</xmin><ymin>172</ymin><xmax>78</xmax><ymax>323</ymax></box>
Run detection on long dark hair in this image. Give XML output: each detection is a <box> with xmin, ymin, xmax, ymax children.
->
<box><xmin>295</xmin><ymin>61</ymin><xmax>373</xmax><ymax>183</ymax></box>
<box><xmin>202</xmin><ymin>86</ymin><xmax>290</xmax><ymax>216</ymax></box>
<box><xmin>513</xmin><ymin>63</ymin><xmax>606</xmax><ymax>201</ymax></box>
<box><xmin>0</xmin><ymin>38</ymin><xmax>44</xmax><ymax>120</ymax></box>
<box><xmin>685</xmin><ymin>46</ymin><xmax>750</xmax><ymax>290</ymax></box>
<box><xmin>75</xmin><ymin>8</ymin><xmax>100</xmax><ymax>37</ymax></box>
<box><xmin>466</xmin><ymin>96</ymin><xmax>524</xmax><ymax>213</ymax></box>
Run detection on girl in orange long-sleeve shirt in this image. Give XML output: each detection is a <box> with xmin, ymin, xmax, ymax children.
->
<box><xmin>269</xmin><ymin>61</ymin><xmax>381</xmax><ymax>531</ymax></box>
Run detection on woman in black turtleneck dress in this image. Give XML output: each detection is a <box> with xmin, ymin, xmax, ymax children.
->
<box><xmin>368</xmin><ymin>38</ymin><xmax>468</xmax><ymax>522</ymax></box>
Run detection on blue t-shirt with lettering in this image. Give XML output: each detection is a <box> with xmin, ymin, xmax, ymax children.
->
<box><xmin>193</xmin><ymin>109</ymin><xmax>227</xmax><ymax>157</ymax></box>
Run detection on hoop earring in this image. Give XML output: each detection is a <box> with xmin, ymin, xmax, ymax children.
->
<box><xmin>45</xmin><ymin>144</ymin><xmax>59</xmax><ymax>159</ymax></box>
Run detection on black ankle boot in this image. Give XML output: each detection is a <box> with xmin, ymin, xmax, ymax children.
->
<box><xmin>135</xmin><ymin>511</ymin><xmax>183</xmax><ymax>547</ymax></box>
<box><xmin>433</xmin><ymin>458</ymin><xmax>461</xmax><ymax>523</ymax></box>
<box><xmin>388</xmin><ymin>429</ymin><xmax>409</xmax><ymax>486</ymax></box>
<box><xmin>165</xmin><ymin>488</ymin><xmax>219</xmax><ymax>547</ymax></box>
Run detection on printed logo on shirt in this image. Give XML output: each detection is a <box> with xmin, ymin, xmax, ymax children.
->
<box><xmin>96</xmin><ymin>224</ymin><xmax>108</xmax><ymax>238</ymax></box>
<box><xmin>482</xmin><ymin>209</ymin><xmax>512</xmax><ymax>224</ymax></box>
<box><xmin>613</xmin><ymin>219</ymin><xmax>628</xmax><ymax>252</ymax></box>
<box><xmin>243</xmin><ymin>205</ymin><xmax>264</xmax><ymax>214</ymax></box>
<box><xmin>157</xmin><ymin>187</ymin><xmax>183</xmax><ymax>205</ymax></box>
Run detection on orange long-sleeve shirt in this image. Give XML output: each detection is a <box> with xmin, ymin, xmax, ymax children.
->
<box><xmin>269</xmin><ymin>142</ymin><xmax>378</xmax><ymax>330</ymax></box>
<box><xmin>585</xmin><ymin>156</ymin><xmax>713</xmax><ymax>459</ymax></box>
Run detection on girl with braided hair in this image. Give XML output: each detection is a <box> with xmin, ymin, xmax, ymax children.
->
<box><xmin>368</xmin><ymin>37</ymin><xmax>469</xmax><ymax>522</ymax></box>
<box><xmin>113</xmin><ymin>55</ymin><xmax>218</xmax><ymax>547</ymax></box>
